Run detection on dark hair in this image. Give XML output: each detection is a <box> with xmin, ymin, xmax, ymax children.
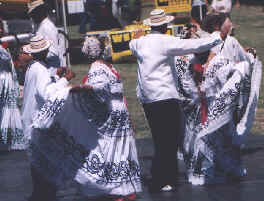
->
<box><xmin>31</xmin><ymin>49</ymin><xmax>49</xmax><ymax>61</ymax></box>
<box><xmin>29</xmin><ymin>4</ymin><xmax>48</xmax><ymax>23</ymax></box>
<box><xmin>151</xmin><ymin>24</ymin><xmax>168</xmax><ymax>34</ymax></box>
<box><xmin>201</xmin><ymin>13</ymin><xmax>229</xmax><ymax>33</ymax></box>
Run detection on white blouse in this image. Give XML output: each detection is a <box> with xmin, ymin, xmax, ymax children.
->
<box><xmin>37</xmin><ymin>17</ymin><xmax>62</xmax><ymax>76</ymax></box>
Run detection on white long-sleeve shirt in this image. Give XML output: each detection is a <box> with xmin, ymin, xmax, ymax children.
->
<box><xmin>37</xmin><ymin>17</ymin><xmax>60</xmax><ymax>57</ymax></box>
<box><xmin>22</xmin><ymin>61</ymin><xmax>68</xmax><ymax>140</ymax></box>
<box><xmin>37</xmin><ymin>17</ymin><xmax>62</xmax><ymax>76</ymax></box>
<box><xmin>129</xmin><ymin>32</ymin><xmax>222</xmax><ymax>103</ymax></box>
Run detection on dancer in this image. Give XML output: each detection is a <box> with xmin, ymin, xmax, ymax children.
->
<box><xmin>174</xmin><ymin>30</ymin><xmax>262</xmax><ymax>185</ymax></box>
<box><xmin>22</xmin><ymin>35</ymin><xmax>74</xmax><ymax>201</ymax></box>
<box><xmin>129</xmin><ymin>8</ymin><xmax>228</xmax><ymax>192</ymax></box>
<box><xmin>29</xmin><ymin>36</ymin><xmax>142</xmax><ymax>201</ymax></box>
<box><xmin>0</xmin><ymin>44</ymin><xmax>27</xmax><ymax>151</ymax></box>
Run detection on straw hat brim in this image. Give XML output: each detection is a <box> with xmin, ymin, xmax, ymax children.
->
<box><xmin>23</xmin><ymin>40</ymin><xmax>51</xmax><ymax>54</ymax></box>
<box><xmin>143</xmin><ymin>15</ymin><xmax>174</xmax><ymax>26</ymax></box>
<box><xmin>27</xmin><ymin>0</ymin><xmax>45</xmax><ymax>14</ymax></box>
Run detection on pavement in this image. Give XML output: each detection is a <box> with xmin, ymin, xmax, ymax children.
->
<box><xmin>1</xmin><ymin>135</ymin><xmax>264</xmax><ymax>201</ymax></box>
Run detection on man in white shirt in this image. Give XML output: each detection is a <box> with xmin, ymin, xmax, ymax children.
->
<box><xmin>129</xmin><ymin>9</ymin><xmax>226</xmax><ymax>192</ymax></box>
<box><xmin>27</xmin><ymin>0</ymin><xmax>64</xmax><ymax>77</ymax></box>
<box><xmin>22</xmin><ymin>35</ymin><xmax>75</xmax><ymax>201</ymax></box>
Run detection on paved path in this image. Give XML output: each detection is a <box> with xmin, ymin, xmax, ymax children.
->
<box><xmin>1</xmin><ymin>135</ymin><xmax>264</xmax><ymax>201</ymax></box>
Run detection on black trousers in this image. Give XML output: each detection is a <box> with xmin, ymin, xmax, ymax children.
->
<box><xmin>30</xmin><ymin>166</ymin><xmax>57</xmax><ymax>201</ymax></box>
<box><xmin>143</xmin><ymin>99</ymin><xmax>184</xmax><ymax>187</ymax></box>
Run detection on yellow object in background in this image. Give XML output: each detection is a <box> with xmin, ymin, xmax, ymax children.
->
<box><xmin>85</xmin><ymin>24</ymin><xmax>185</xmax><ymax>62</ymax></box>
<box><xmin>154</xmin><ymin>0</ymin><xmax>191</xmax><ymax>14</ymax></box>
<box><xmin>109</xmin><ymin>24</ymin><xmax>184</xmax><ymax>62</ymax></box>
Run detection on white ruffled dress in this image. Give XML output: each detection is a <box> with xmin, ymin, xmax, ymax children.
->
<box><xmin>29</xmin><ymin>61</ymin><xmax>142</xmax><ymax>197</ymax></box>
<box><xmin>0</xmin><ymin>46</ymin><xmax>27</xmax><ymax>151</ymax></box>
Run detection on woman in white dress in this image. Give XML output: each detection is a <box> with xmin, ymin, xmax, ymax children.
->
<box><xmin>174</xmin><ymin>27</ymin><xmax>262</xmax><ymax>185</ymax></box>
<box><xmin>0</xmin><ymin>19</ymin><xmax>27</xmax><ymax>151</ymax></box>
<box><xmin>29</xmin><ymin>36</ymin><xmax>142</xmax><ymax>201</ymax></box>
<box><xmin>201</xmin><ymin>13</ymin><xmax>255</xmax><ymax>63</ymax></box>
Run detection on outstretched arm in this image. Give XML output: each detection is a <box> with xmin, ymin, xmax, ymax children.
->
<box><xmin>166</xmin><ymin>32</ymin><xmax>223</xmax><ymax>56</ymax></box>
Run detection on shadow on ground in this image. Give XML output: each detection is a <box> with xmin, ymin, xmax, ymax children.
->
<box><xmin>1</xmin><ymin>134</ymin><xmax>264</xmax><ymax>201</ymax></box>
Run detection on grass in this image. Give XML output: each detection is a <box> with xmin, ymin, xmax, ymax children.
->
<box><xmin>231</xmin><ymin>5</ymin><xmax>264</xmax><ymax>134</ymax></box>
<box><xmin>69</xmin><ymin>3</ymin><xmax>264</xmax><ymax>138</ymax></box>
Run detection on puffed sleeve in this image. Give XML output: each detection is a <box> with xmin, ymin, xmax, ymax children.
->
<box><xmin>231</xmin><ymin>61</ymin><xmax>251</xmax><ymax>78</ymax></box>
<box><xmin>34</xmin><ymin>64</ymin><xmax>68</xmax><ymax>103</ymax></box>
<box><xmin>201</xmin><ymin>61</ymin><xmax>251</xmax><ymax>97</ymax></box>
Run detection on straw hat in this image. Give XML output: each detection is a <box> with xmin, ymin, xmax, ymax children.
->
<box><xmin>27</xmin><ymin>0</ymin><xmax>45</xmax><ymax>14</ymax></box>
<box><xmin>23</xmin><ymin>35</ymin><xmax>51</xmax><ymax>54</ymax></box>
<box><xmin>143</xmin><ymin>9</ymin><xmax>174</xmax><ymax>26</ymax></box>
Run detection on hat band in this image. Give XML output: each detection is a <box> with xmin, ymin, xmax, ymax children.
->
<box><xmin>151</xmin><ymin>12</ymin><xmax>165</xmax><ymax>20</ymax></box>
<box><xmin>30</xmin><ymin>40</ymin><xmax>48</xmax><ymax>50</ymax></box>
<box><xmin>150</xmin><ymin>14</ymin><xmax>167</xmax><ymax>24</ymax></box>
